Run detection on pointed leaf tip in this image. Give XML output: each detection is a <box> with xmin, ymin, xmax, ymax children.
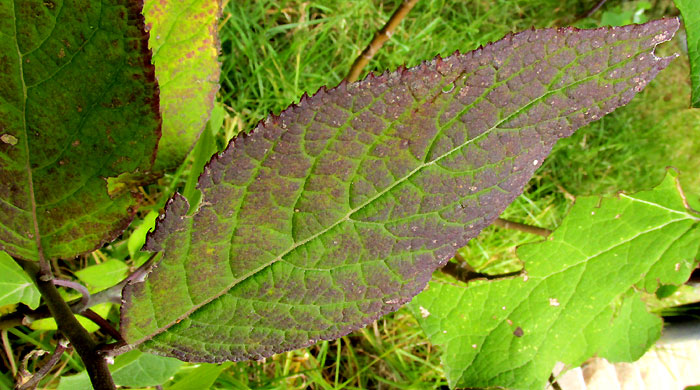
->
<box><xmin>121</xmin><ymin>20</ymin><xmax>678</xmax><ymax>362</ymax></box>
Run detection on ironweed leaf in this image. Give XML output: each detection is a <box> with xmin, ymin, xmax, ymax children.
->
<box><xmin>120</xmin><ymin>19</ymin><xmax>679</xmax><ymax>362</ymax></box>
<box><xmin>0</xmin><ymin>0</ymin><xmax>160</xmax><ymax>261</ymax></box>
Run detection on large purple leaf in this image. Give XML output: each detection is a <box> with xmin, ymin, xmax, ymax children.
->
<box><xmin>120</xmin><ymin>20</ymin><xmax>679</xmax><ymax>362</ymax></box>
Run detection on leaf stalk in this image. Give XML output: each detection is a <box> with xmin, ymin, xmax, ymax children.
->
<box><xmin>493</xmin><ymin>218</ymin><xmax>552</xmax><ymax>237</ymax></box>
<box><xmin>345</xmin><ymin>0</ymin><xmax>420</xmax><ymax>82</ymax></box>
<box><xmin>16</xmin><ymin>340</ymin><xmax>69</xmax><ymax>390</ymax></box>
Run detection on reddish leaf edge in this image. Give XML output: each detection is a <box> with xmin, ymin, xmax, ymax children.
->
<box><xmin>116</xmin><ymin>19</ymin><xmax>680</xmax><ymax>359</ymax></box>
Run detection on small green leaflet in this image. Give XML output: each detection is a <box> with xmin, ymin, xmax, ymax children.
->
<box><xmin>120</xmin><ymin>19</ymin><xmax>679</xmax><ymax>362</ymax></box>
<box><xmin>0</xmin><ymin>251</ymin><xmax>39</xmax><ymax>309</ymax></box>
<box><xmin>674</xmin><ymin>0</ymin><xmax>700</xmax><ymax>107</ymax></box>
<box><xmin>110</xmin><ymin>350</ymin><xmax>183</xmax><ymax>388</ymax></box>
<box><xmin>74</xmin><ymin>259</ymin><xmax>129</xmax><ymax>292</ymax></box>
<box><xmin>31</xmin><ymin>303</ymin><xmax>111</xmax><ymax>333</ymax></box>
<box><xmin>409</xmin><ymin>171</ymin><xmax>700</xmax><ymax>389</ymax></box>
<box><xmin>57</xmin><ymin>350</ymin><xmax>182</xmax><ymax>390</ymax></box>
<box><xmin>164</xmin><ymin>362</ymin><xmax>232</xmax><ymax>390</ymax></box>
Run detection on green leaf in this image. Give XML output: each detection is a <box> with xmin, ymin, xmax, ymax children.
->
<box><xmin>164</xmin><ymin>362</ymin><xmax>232</xmax><ymax>390</ymax></box>
<box><xmin>74</xmin><ymin>259</ymin><xmax>128</xmax><ymax>292</ymax></box>
<box><xmin>56</xmin><ymin>350</ymin><xmax>181</xmax><ymax>390</ymax></box>
<box><xmin>144</xmin><ymin>0</ymin><xmax>222</xmax><ymax>170</ymax></box>
<box><xmin>30</xmin><ymin>302</ymin><xmax>111</xmax><ymax>333</ymax></box>
<box><xmin>409</xmin><ymin>172</ymin><xmax>700</xmax><ymax>389</ymax></box>
<box><xmin>675</xmin><ymin>0</ymin><xmax>700</xmax><ymax>107</ymax></box>
<box><xmin>111</xmin><ymin>350</ymin><xmax>182</xmax><ymax>388</ymax></box>
<box><xmin>0</xmin><ymin>372</ymin><xmax>13</xmax><ymax>390</ymax></box>
<box><xmin>120</xmin><ymin>20</ymin><xmax>680</xmax><ymax>362</ymax></box>
<box><xmin>57</xmin><ymin>372</ymin><xmax>92</xmax><ymax>390</ymax></box>
<box><xmin>0</xmin><ymin>251</ymin><xmax>40</xmax><ymax>309</ymax></box>
<box><xmin>182</xmin><ymin>102</ymin><xmax>226</xmax><ymax>212</ymax></box>
<box><xmin>128</xmin><ymin>210</ymin><xmax>160</xmax><ymax>258</ymax></box>
<box><xmin>0</xmin><ymin>0</ymin><xmax>161</xmax><ymax>261</ymax></box>
<box><xmin>600</xmin><ymin>2</ymin><xmax>652</xmax><ymax>27</ymax></box>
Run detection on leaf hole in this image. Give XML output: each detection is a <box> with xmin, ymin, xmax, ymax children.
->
<box><xmin>442</xmin><ymin>84</ymin><xmax>455</xmax><ymax>93</ymax></box>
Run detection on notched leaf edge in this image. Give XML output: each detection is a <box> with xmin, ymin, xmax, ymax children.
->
<box><xmin>74</xmin><ymin>0</ymin><xmax>163</xmax><ymax>261</ymax></box>
<box><xmin>119</xmin><ymin>19</ymin><xmax>680</xmax><ymax>359</ymax></box>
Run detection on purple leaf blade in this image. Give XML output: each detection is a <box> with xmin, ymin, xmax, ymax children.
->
<box><xmin>120</xmin><ymin>19</ymin><xmax>679</xmax><ymax>362</ymax></box>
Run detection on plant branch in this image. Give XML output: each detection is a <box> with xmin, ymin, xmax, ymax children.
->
<box><xmin>52</xmin><ymin>279</ymin><xmax>90</xmax><ymax>311</ymax></box>
<box><xmin>0</xmin><ymin>253</ymin><xmax>159</xmax><ymax>331</ymax></box>
<box><xmin>440</xmin><ymin>260</ymin><xmax>522</xmax><ymax>283</ymax></box>
<box><xmin>18</xmin><ymin>260</ymin><xmax>116</xmax><ymax>390</ymax></box>
<box><xmin>584</xmin><ymin>0</ymin><xmax>609</xmax><ymax>18</ymax></box>
<box><xmin>84</xmin><ymin>252</ymin><xmax>159</xmax><ymax>309</ymax></box>
<box><xmin>345</xmin><ymin>0</ymin><xmax>419</xmax><ymax>82</ymax></box>
<box><xmin>80</xmin><ymin>309</ymin><xmax>123</xmax><ymax>343</ymax></box>
<box><xmin>17</xmin><ymin>340</ymin><xmax>69</xmax><ymax>390</ymax></box>
<box><xmin>493</xmin><ymin>218</ymin><xmax>552</xmax><ymax>237</ymax></box>
<box><xmin>548</xmin><ymin>374</ymin><xmax>563</xmax><ymax>390</ymax></box>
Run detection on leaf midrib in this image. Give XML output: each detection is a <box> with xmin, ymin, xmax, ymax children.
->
<box><xmin>620</xmin><ymin>193</ymin><xmax>700</xmax><ymax>221</ymax></box>
<box><xmin>129</xmin><ymin>35</ymin><xmax>671</xmax><ymax>348</ymax></box>
<box><xmin>12</xmin><ymin>1</ymin><xmax>44</xmax><ymax>263</ymax></box>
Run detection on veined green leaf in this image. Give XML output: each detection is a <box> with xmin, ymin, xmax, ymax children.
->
<box><xmin>56</xmin><ymin>350</ymin><xmax>182</xmax><ymax>390</ymax></box>
<box><xmin>0</xmin><ymin>0</ymin><xmax>161</xmax><ymax>261</ymax></box>
<box><xmin>110</xmin><ymin>350</ymin><xmax>182</xmax><ymax>387</ymax></box>
<box><xmin>409</xmin><ymin>171</ymin><xmax>700</xmax><ymax>389</ymax></box>
<box><xmin>0</xmin><ymin>251</ymin><xmax>39</xmax><ymax>309</ymax></box>
<box><xmin>121</xmin><ymin>20</ymin><xmax>679</xmax><ymax>362</ymax></box>
<box><xmin>74</xmin><ymin>259</ymin><xmax>128</xmax><ymax>292</ymax></box>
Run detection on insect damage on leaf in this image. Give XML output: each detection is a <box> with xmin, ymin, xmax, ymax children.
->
<box><xmin>119</xmin><ymin>19</ymin><xmax>679</xmax><ymax>362</ymax></box>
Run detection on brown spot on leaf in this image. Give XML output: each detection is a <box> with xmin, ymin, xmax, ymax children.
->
<box><xmin>513</xmin><ymin>327</ymin><xmax>524</xmax><ymax>337</ymax></box>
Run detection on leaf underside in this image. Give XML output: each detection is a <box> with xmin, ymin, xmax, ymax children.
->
<box><xmin>145</xmin><ymin>0</ymin><xmax>222</xmax><ymax>171</ymax></box>
<box><xmin>0</xmin><ymin>0</ymin><xmax>161</xmax><ymax>261</ymax></box>
<box><xmin>410</xmin><ymin>171</ymin><xmax>700</xmax><ymax>389</ymax></box>
<box><xmin>121</xmin><ymin>19</ymin><xmax>679</xmax><ymax>362</ymax></box>
<box><xmin>674</xmin><ymin>0</ymin><xmax>700</xmax><ymax>107</ymax></box>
